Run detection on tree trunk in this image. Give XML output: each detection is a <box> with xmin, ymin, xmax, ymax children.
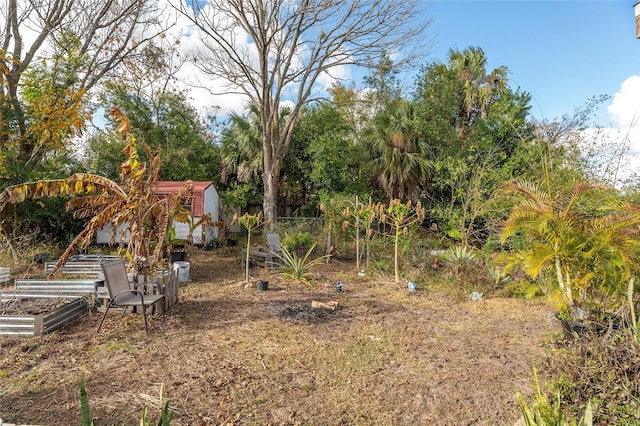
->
<box><xmin>261</xmin><ymin>116</ymin><xmax>278</xmax><ymax>229</ymax></box>
<box><xmin>262</xmin><ymin>170</ymin><xmax>278</xmax><ymax>230</ymax></box>
<box><xmin>394</xmin><ymin>228</ymin><xmax>400</xmax><ymax>283</ymax></box>
<box><xmin>555</xmin><ymin>257</ymin><xmax>573</xmax><ymax>306</ymax></box>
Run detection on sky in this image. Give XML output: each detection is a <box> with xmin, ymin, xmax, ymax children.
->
<box><xmin>171</xmin><ymin>0</ymin><xmax>640</xmax><ymax>182</ymax></box>
<box><xmin>177</xmin><ymin>1</ymin><xmax>640</xmax><ymax>123</ymax></box>
<box><xmin>425</xmin><ymin>0</ymin><xmax>640</xmax><ymax>123</ymax></box>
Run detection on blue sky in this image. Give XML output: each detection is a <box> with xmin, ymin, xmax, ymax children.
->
<box><xmin>424</xmin><ymin>0</ymin><xmax>639</xmax><ymax>123</ymax></box>
<box><xmin>180</xmin><ymin>1</ymin><xmax>639</xmax><ymax>124</ymax></box>
<box><xmin>174</xmin><ymin>0</ymin><xmax>640</xmax><ymax>181</ymax></box>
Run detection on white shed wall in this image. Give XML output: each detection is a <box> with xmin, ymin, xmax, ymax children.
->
<box><xmin>203</xmin><ymin>185</ymin><xmax>219</xmax><ymax>221</ymax></box>
<box><xmin>96</xmin><ymin>223</ymin><xmax>131</xmax><ymax>245</ymax></box>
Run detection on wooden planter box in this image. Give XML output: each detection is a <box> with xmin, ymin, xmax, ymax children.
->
<box><xmin>128</xmin><ymin>269</ymin><xmax>179</xmax><ymax>313</ymax></box>
<box><xmin>155</xmin><ymin>268</ymin><xmax>179</xmax><ymax>312</ymax></box>
<box><xmin>0</xmin><ymin>297</ymin><xmax>87</xmax><ymax>336</ymax></box>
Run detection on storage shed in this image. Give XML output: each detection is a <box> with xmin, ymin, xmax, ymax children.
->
<box><xmin>95</xmin><ymin>181</ymin><xmax>221</xmax><ymax>246</ymax></box>
<box><xmin>156</xmin><ymin>181</ymin><xmax>220</xmax><ymax>245</ymax></box>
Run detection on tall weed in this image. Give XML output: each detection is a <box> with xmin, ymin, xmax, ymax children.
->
<box><xmin>79</xmin><ymin>380</ymin><xmax>172</xmax><ymax>425</ymax></box>
<box><xmin>517</xmin><ymin>369</ymin><xmax>593</xmax><ymax>426</ymax></box>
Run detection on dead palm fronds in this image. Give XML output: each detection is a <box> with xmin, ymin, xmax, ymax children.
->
<box><xmin>0</xmin><ymin>108</ymin><xmax>173</xmax><ymax>276</ymax></box>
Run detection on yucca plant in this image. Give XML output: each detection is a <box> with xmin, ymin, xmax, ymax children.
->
<box><xmin>443</xmin><ymin>245</ymin><xmax>476</xmax><ymax>276</ymax></box>
<box><xmin>272</xmin><ymin>242</ymin><xmax>330</xmax><ymax>282</ymax></box>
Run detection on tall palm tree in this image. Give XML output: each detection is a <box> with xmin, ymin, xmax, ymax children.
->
<box><xmin>364</xmin><ymin>100</ymin><xmax>432</xmax><ymax>200</ymax></box>
<box><xmin>449</xmin><ymin>47</ymin><xmax>508</xmax><ymax>143</ymax></box>
<box><xmin>221</xmin><ymin>105</ymin><xmax>264</xmax><ymax>184</ymax></box>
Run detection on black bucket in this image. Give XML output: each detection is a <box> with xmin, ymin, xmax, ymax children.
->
<box><xmin>170</xmin><ymin>251</ymin><xmax>186</xmax><ymax>262</ymax></box>
<box><xmin>257</xmin><ymin>280</ymin><xmax>269</xmax><ymax>291</ymax></box>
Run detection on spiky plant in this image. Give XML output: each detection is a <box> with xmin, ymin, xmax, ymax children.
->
<box><xmin>272</xmin><ymin>243</ymin><xmax>330</xmax><ymax>282</ymax></box>
<box><xmin>443</xmin><ymin>245</ymin><xmax>476</xmax><ymax>276</ymax></box>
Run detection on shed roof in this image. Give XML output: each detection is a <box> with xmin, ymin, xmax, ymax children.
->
<box><xmin>156</xmin><ymin>181</ymin><xmax>214</xmax><ymax>217</ymax></box>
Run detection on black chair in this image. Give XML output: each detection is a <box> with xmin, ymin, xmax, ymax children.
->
<box><xmin>97</xmin><ymin>260</ymin><xmax>164</xmax><ymax>333</ymax></box>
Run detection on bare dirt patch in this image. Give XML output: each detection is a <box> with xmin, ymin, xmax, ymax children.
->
<box><xmin>0</xmin><ymin>248</ymin><xmax>559</xmax><ymax>425</ymax></box>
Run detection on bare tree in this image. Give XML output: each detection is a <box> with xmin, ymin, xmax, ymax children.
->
<box><xmin>174</xmin><ymin>0</ymin><xmax>430</xmax><ymax>225</ymax></box>
<box><xmin>0</xmin><ymin>0</ymin><xmax>164</xmax><ymax>172</ymax></box>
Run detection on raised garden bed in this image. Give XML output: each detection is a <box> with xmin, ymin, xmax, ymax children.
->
<box><xmin>0</xmin><ymin>296</ymin><xmax>87</xmax><ymax>336</ymax></box>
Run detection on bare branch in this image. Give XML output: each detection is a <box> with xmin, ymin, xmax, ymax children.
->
<box><xmin>172</xmin><ymin>0</ymin><xmax>431</xmax><ymax>224</ymax></box>
<box><xmin>0</xmin><ymin>0</ymin><xmax>166</xmax><ymax>164</ymax></box>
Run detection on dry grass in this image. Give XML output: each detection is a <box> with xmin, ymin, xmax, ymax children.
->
<box><xmin>0</xmin><ymin>249</ymin><xmax>559</xmax><ymax>425</ymax></box>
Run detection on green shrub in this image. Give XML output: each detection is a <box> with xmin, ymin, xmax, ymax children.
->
<box><xmin>281</xmin><ymin>231</ymin><xmax>315</xmax><ymax>257</ymax></box>
<box><xmin>549</xmin><ymin>330</ymin><xmax>640</xmax><ymax>424</ymax></box>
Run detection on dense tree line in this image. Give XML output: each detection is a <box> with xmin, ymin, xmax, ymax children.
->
<box><xmin>0</xmin><ymin>1</ymin><xmax>626</xmax><ymax>251</ymax></box>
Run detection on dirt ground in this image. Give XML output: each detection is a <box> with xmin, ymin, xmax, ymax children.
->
<box><xmin>0</xmin><ymin>248</ymin><xmax>559</xmax><ymax>425</ymax></box>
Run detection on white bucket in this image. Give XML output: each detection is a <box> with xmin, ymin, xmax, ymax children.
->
<box><xmin>173</xmin><ymin>261</ymin><xmax>190</xmax><ymax>283</ymax></box>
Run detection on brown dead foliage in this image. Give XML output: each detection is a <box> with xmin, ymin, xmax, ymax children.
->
<box><xmin>0</xmin><ymin>248</ymin><xmax>559</xmax><ymax>425</ymax></box>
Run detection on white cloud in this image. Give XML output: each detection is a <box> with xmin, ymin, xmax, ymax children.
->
<box><xmin>608</xmin><ymin>76</ymin><xmax>640</xmax><ymax>129</ymax></box>
<box><xmin>315</xmin><ymin>62</ymin><xmax>352</xmax><ymax>92</ymax></box>
<box><xmin>602</xmin><ymin>75</ymin><xmax>640</xmax><ymax>184</ymax></box>
<box><xmin>159</xmin><ymin>0</ymin><xmax>352</xmax><ymax>118</ymax></box>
